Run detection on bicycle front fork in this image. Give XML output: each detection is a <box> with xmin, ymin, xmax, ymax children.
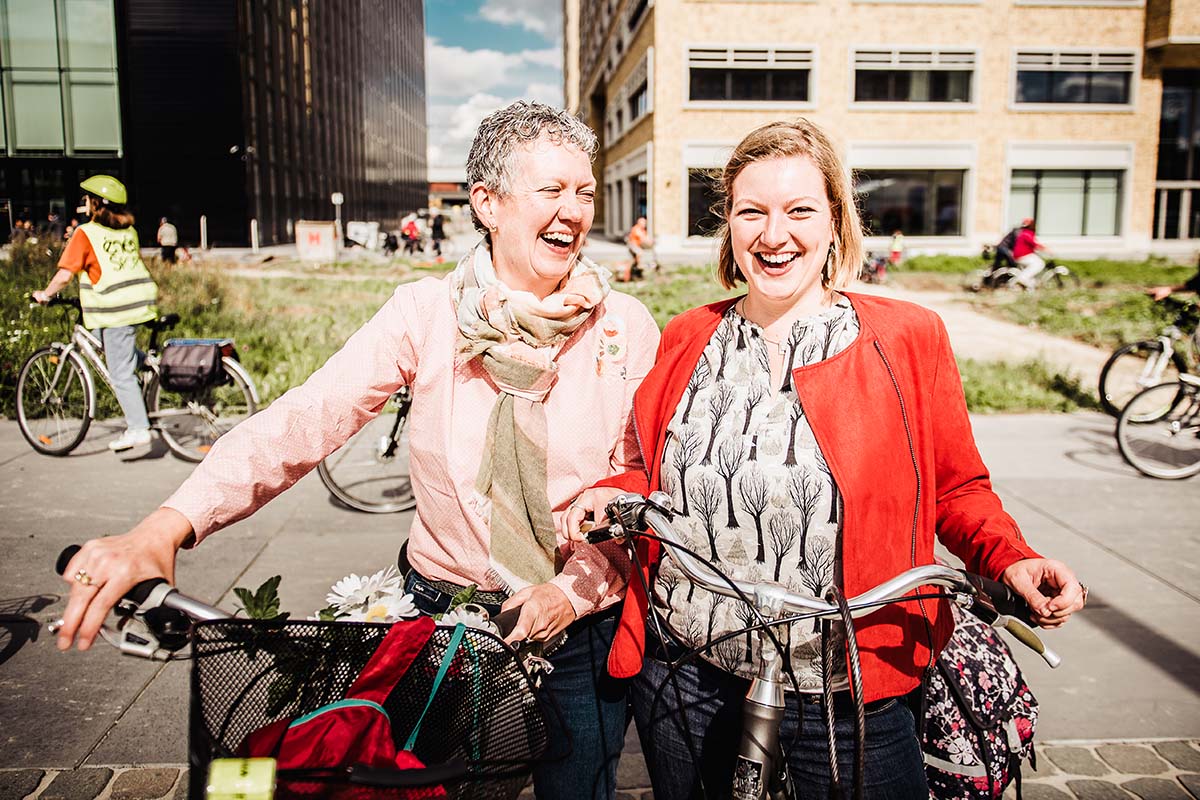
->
<box><xmin>734</xmin><ymin>637</ymin><xmax>795</xmax><ymax>800</ymax></box>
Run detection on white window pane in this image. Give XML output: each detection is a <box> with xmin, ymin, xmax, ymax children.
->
<box><xmin>1039</xmin><ymin>171</ymin><xmax>1085</xmax><ymax>236</ymax></box>
<box><xmin>3</xmin><ymin>0</ymin><xmax>59</xmax><ymax>68</ymax></box>
<box><xmin>69</xmin><ymin>75</ymin><xmax>119</xmax><ymax>149</ymax></box>
<box><xmin>64</xmin><ymin>0</ymin><xmax>117</xmax><ymax>69</ymax></box>
<box><xmin>1008</xmin><ymin>170</ymin><xmax>1037</xmax><ymax>228</ymax></box>
<box><xmin>1085</xmin><ymin>172</ymin><xmax>1121</xmax><ymax>236</ymax></box>
<box><xmin>12</xmin><ymin>73</ymin><xmax>64</xmax><ymax>149</ymax></box>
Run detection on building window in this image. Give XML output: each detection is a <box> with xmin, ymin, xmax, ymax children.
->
<box><xmin>1009</xmin><ymin>169</ymin><xmax>1122</xmax><ymax>236</ymax></box>
<box><xmin>855</xmin><ymin>169</ymin><xmax>965</xmax><ymax>236</ymax></box>
<box><xmin>0</xmin><ymin>0</ymin><xmax>121</xmax><ymax>154</ymax></box>
<box><xmin>687</xmin><ymin>169</ymin><xmax>722</xmax><ymax>237</ymax></box>
<box><xmin>628</xmin><ymin>81</ymin><xmax>648</xmax><ymax>123</ymax></box>
<box><xmin>1015</xmin><ymin>51</ymin><xmax>1135</xmax><ymax>106</ymax></box>
<box><xmin>853</xmin><ymin>49</ymin><xmax>974</xmax><ymax>103</ymax></box>
<box><xmin>688</xmin><ymin>47</ymin><xmax>812</xmax><ymax>103</ymax></box>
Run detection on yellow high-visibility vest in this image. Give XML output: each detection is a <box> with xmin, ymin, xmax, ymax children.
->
<box><xmin>77</xmin><ymin>222</ymin><xmax>158</xmax><ymax>329</ymax></box>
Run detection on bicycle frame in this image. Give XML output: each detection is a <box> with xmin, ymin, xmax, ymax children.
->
<box><xmin>593</xmin><ymin>492</ymin><xmax>1060</xmax><ymax>800</ymax></box>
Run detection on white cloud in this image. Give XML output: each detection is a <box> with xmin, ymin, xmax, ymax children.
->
<box><xmin>425</xmin><ymin>37</ymin><xmax>561</xmax><ymax>100</ymax></box>
<box><xmin>479</xmin><ymin>0</ymin><xmax>561</xmax><ymax>39</ymax></box>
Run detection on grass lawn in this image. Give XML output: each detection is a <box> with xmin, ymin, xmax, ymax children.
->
<box><xmin>4</xmin><ymin>244</ymin><xmax>1184</xmax><ymax>417</ymax></box>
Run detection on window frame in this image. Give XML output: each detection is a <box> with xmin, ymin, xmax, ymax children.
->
<box><xmin>1009</xmin><ymin>47</ymin><xmax>1138</xmax><ymax>112</ymax></box>
<box><xmin>849</xmin><ymin>46</ymin><xmax>978</xmax><ymax>111</ymax></box>
<box><xmin>683</xmin><ymin>43</ymin><xmax>817</xmax><ymax>110</ymax></box>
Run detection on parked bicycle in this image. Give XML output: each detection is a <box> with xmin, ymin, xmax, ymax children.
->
<box><xmin>16</xmin><ymin>296</ymin><xmax>259</xmax><ymax>462</ymax></box>
<box><xmin>317</xmin><ymin>386</ymin><xmax>416</xmax><ymax>513</ymax></box>
<box><xmin>964</xmin><ymin>246</ymin><xmax>1080</xmax><ymax>292</ymax></box>
<box><xmin>585</xmin><ymin>492</ymin><xmax>1061</xmax><ymax>800</ymax></box>
<box><xmin>1098</xmin><ymin>296</ymin><xmax>1199</xmax><ymax>417</ymax></box>
<box><xmin>1115</xmin><ymin>373</ymin><xmax>1200</xmax><ymax>480</ymax></box>
<box><xmin>50</xmin><ymin>544</ymin><xmax>560</xmax><ymax>800</ymax></box>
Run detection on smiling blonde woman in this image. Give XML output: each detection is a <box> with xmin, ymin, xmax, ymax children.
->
<box><xmin>568</xmin><ymin>118</ymin><xmax>1085</xmax><ymax>798</ymax></box>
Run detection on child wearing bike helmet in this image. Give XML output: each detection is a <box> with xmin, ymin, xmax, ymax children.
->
<box><xmin>33</xmin><ymin>175</ymin><xmax>159</xmax><ymax>453</ymax></box>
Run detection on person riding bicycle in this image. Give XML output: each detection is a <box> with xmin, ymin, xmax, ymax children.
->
<box><xmin>55</xmin><ymin>103</ymin><xmax>659</xmax><ymax>800</ymax></box>
<box><xmin>32</xmin><ymin>175</ymin><xmax>159</xmax><ymax>453</ymax></box>
<box><xmin>624</xmin><ymin>216</ymin><xmax>652</xmax><ymax>281</ymax></box>
<box><xmin>989</xmin><ymin>222</ymin><xmax>1023</xmax><ymax>276</ymax></box>
<box><xmin>566</xmin><ymin>120</ymin><xmax>1086</xmax><ymax>798</ymax></box>
<box><xmin>1011</xmin><ymin>217</ymin><xmax>1052</xmax><ymax>290</ymax></box>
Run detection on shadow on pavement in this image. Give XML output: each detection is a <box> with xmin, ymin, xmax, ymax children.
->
<box><xmin>1084</xmin><ymin>591</ymin><xmax>1200</xmax><ymax>693</ymax></box>
<box><xmin>0</xmin><ymin>594</ymin><xmax>57</xmax><ymax>667</ymax></box>
<box><xmin>1063</xmin><ymin>422</ymin><xmax>1135</xmax><ymax>478</ymax></box>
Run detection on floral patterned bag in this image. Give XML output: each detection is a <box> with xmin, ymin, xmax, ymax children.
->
<box><xmin>922</xmin><ymin>602</ymin><xmax>1039</xmax><ymax>799</ymax></box>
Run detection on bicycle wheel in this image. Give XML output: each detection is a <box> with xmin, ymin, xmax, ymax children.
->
<box><xmin>16</xmin><ymin>347</ymin><xmax>95</xmax><ymax>456</ymax></box>
<box><xmin>1116</xmin><ymin>381</ymin><xmax>1200</xmax><ymax>479</ymax></box>
<box><xmin>317</xmin><ymin>394</ymin><xmax>415</xmax><ymax>513</ymax></box>
<box><xmin>1098</xmin><ymin>340</ymin><xmax>1188</xmax><ymax>417</ymax></box>
<box><xmin>1047</xmin><ymin>268</ymin><xmax>1082</xmax><ymax>290</ymax></box>
<box><xmin>148</xmin><ymin>357</ymin><xmax>258</xmax><ymax>463</ymax></box>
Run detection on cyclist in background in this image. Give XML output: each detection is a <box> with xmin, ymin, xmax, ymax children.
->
<box><xmin>32</xmin><ymin>176</ymin><xmax>159</xmax><ymax>453</ymax></box>
<box><xmin>54</xmin><ymin>103</ymin><xmax>659</xmax><ymax>800</ymax></box>
<box><xmin>1012</xmin><ymin>217</ymin><xmax>1051</xmax><ymax>290</ymax></box>
<box><xmin>567</xmin><ymin>119</ymin><xmax>1085</xmax><ymax>798</ymax></box>
<box><xmin>625</xmin><ymin>215</ymin><xmax>652</xmax><ymax>280</ymax></box>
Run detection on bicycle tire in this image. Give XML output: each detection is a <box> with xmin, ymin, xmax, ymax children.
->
<box><xmin>1098</xmin><ymin>340</ymin><xmax>1188</xmax><ymax>418</ymax></box>
<box><xmin>147</xmin><ymin>356</ymin><xmax>258</xmax><ymax>463</ymax></box>
<box><xmin>1048</xmin><ymin>268</ymin><xmax>1082</xmax><ymax>290</ymax></box>
<box><xmin>16</xmin><ymin>347</ymin><xmax>95</xmax><ymax>456</ymax></box>
<box><xmin>1116</xmin><ymin>381</ymin><xmax>1200</xmax><ymax>480</ymax></box>
<box><xmin>317</xmin><ymin>394</ymin><xmax>415</xmax><ymax>513</ymax></box>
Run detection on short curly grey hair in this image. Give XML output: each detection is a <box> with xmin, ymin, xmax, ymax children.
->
<box><xmin>465</xmin><ymin>101</ymin><xmax>598</xmax><ymax>233</ymax></box>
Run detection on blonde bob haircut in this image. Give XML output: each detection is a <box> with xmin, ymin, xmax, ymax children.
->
<box><xmin>715</xmin><ymin>119</ymin><xmax>864</xmax><ymax>291</ymax></box>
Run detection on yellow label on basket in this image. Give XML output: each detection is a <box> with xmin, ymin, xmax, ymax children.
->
<box><xmin>206</xmin><ymin>758</ymin><xmax>276</xmax><ymax>800</ymax></box>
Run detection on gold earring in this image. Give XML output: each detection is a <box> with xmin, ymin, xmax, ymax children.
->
<box><xmin>822</xmin><ymin>243</ymin><xmax>836</xmax><ymax>288</ymax></box>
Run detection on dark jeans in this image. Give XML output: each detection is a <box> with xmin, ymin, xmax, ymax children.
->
<box><xmin>632</xmin><ymin>650</ymin><xmax>929</xmax><ymax>800</ymax></box>
<box><xmin>404</xmin><ymin>570</ymin><xmax>629</xmax><ymax>800</ymax></box>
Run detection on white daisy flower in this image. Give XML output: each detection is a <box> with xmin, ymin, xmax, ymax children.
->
<box><xmin>326</xmin><ymin>566</ymin><xmax>403</xmax><ymax>612</ymax></box>
<box><xmin>441</xmin><ymin>603</ymin><xmax>499</xmax><ymax>634</ymax></box>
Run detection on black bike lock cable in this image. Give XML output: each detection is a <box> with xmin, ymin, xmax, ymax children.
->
<box><xmin>627</xmin><ymin>542</ymin><xmax>711</xmax><ymax>800</ymax></box>
<box><xmin>829</xmin><ymin>587</ymin><xmax>865</xmax><ymax>800</ymax></box>
<box><xmin>820</xmin><ymin>619</ymin><xmax>843</xmax><ymax>799</ymax></box>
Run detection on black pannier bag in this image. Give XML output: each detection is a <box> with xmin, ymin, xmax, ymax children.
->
<box><xmin>158</xmin><ymin>339</ymin><xmax>234</xmax><ymax>393</ymax></box>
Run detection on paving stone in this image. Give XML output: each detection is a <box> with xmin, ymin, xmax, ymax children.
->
<box><xmin>1019</xmin><ymin>786</ymin><xmax>1074</xmax><ymax>800</ymax></box>
<box><xmin>170</xmin><ymin>770</ymin><xmax>189</xmax><ymax>800</ymax></box>
<box><xmin>1067</xmin><ymin>779</ymin><xmax>1137</xmax><ymax>799</ymax></box>
<box><xmin>1155</xmin><ymin>744</ymin><xmax>1200</xmax><ymax>773</ymax></box>
<box><xmin>40</xmin><ymin>768</ymin><xmax>113</xmax><ymax>800</ymax></box>
<box><xmin>617</xmin><ymin>751</ymin><xmax>651</xmax><ymax>790</ymax></box>
<box><xmin>0</xmin><ymin>770</ymin><xmax>45</xmax><ymax>800</ymax></box>
<box><xmin>1045</xmin><ymin>747</ymin><xmax>1112</xmax><ymax>777</ymax></box>
<box><xmin>1122</xmin><ymin>777</ymin><xmax>1192</xmax><ymax>800</ymax></box>
<box><xmin>1099</xmin><ymin>744</ymin><xmax>1171</xmax><ymax>775</ymax></box>
<box><xmin>110</xmin><ymin>768</ymin><xmax>179</xmax><ymax>800</ymax></box>
<box><xmin>1180</xmin><ymin>774</ymin><xmax>1200</xmax><ymax>799</ymax></box>
<box><xmin>1032</xmin><ymin>745</ymin><xmax>1061</xmax><ymax>776</ymax></box>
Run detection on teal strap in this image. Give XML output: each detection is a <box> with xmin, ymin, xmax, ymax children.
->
<box><xmin>288</xmin><ymin>698</ymin><xmax>388</xmax><ymax>729</ymax></box>
<box><xmin>403</xmin><ymin>623</ymin><xmax>466</xmax><ymax>752</ymax></box>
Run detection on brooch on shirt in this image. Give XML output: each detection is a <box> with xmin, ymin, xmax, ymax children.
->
<box><xmin>595</xmin><ymin>313</ymin><xmax>628</xmax><ymax>378</ymax></box>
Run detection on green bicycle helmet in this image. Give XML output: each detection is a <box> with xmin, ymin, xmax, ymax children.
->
<box><xmin>80</xmin><ymin>174</ymin><xmax>127</xmax><ymax>206</ymax></box>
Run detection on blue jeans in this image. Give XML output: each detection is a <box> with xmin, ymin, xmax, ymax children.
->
<box><xmin>404</xmin><ymin>570</ymin><xmax>629</xmax><ymax>800</ymax></box>
<box><xmin>632</xmin><ymin>651</ymin><xmax>928</xmax><ymax>799</ymax></box>
<box><xmin>100</xmin><ymin>325</ymin><xmax>149</xmax><ymax>431</ymax></box>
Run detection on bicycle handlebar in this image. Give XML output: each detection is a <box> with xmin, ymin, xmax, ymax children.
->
<box><xmin>588</xmin><ymin>492</ymin><xmax>1061</xmax><ymax>668</ymax></box>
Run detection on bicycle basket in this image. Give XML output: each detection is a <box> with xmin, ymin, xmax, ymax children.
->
<box><xmin>188</xmin><ymin>619</ymin><xmax>554</xmax><ymax>800</ymax></box>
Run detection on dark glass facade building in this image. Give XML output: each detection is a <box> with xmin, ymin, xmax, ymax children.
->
<box><xmin>0</xmin><ymin>0</ymin><xmax>427</xmax><ymax>247</ymax></box>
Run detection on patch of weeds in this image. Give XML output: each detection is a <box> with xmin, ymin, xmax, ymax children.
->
<box><xmin>958</xmin><ymin>358</ymin><xmax>1101</xmax><ymax>413</ymax></box>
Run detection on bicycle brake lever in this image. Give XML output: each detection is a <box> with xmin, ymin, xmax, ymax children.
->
<box><xmin>999</xmin><ymin>617</ymin><xmax>1061</xmax><ymax>669</ymax></box>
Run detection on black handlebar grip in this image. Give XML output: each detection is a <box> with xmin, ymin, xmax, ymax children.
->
<box><xmin>972</xmin><ymin>573</ymin><xmax>1037</xmax><ymax>627</ymax></box>
<box><xmin>491</xmin><ymin>606</ymin><xmax>522</xmax><ymax>638</ymax></box>
<box><xmin>55</xmin><ymin>544</ymin><xmax>168</xmax><ymax>606</ymax></box>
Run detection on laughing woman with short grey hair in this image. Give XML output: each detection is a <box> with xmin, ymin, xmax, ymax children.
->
<box><xmin>56</xmin><ymin>101</ymin><xmax>660</xmax><ymax>799</ymax></box>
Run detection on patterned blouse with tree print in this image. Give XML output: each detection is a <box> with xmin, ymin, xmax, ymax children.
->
<box><xmin>657</xmin><ymin>296</ymin><xmax>859</xmax><ymax>689</ymax></box>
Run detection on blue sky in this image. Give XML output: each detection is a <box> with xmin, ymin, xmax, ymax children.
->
<box><xmin>424</xmin><ymin>0</ymin><xmax>564</xmax><ymax>180</ymax></box>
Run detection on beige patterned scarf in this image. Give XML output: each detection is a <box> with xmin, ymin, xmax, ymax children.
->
<box><xmin>451</xmin><ymin>241</ymin><xmax>610</xmax><ymax>591</ymax></box>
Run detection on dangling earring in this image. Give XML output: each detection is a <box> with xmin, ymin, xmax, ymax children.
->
<box><xmin>821</xmin><ymin>241</ymin><xmax>837</xmax><ymax>289</ymax></box>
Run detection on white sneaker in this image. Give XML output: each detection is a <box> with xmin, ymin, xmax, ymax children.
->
<box><xmin>109</xmin><ymin>429</ymin><xmax>153</xmax><ymax>452</ymax></box>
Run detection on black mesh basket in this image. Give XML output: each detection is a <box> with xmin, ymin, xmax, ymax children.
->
<box><xmin>187</xmin><ymin>619</ymin><xmax>556</xmax><ymax>799</ymax></box>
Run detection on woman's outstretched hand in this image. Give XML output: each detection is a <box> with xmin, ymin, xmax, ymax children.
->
<box><xmin>57</xmin><ymin>507</ymin><xmax>194</xmax><ymax>651</ymax></box>
<box><xmin>1001</xmin><ymin>558</ymin><xmax>1087</xmax><ymax>629</ymax></box>
<box><xmin>500</xmin><ymin>583</ymin><xmax>575</xmax><ymax>644</ymax></box>
<box><xmin>562</xmin><ymin>487</ymin><xmax>624</xmax><ymax>544</ymax></box>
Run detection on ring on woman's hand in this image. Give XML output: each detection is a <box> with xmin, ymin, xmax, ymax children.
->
<box><xmin>73</xmin><ymin>569</ymin><xmax>94</xmax><ymax>586</ymax></box>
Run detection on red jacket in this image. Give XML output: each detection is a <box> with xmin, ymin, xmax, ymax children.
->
<box><xmin>598</xmin><ymin>292</ymin><xmax>1041</xmax><ymax>702</ymax></box>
